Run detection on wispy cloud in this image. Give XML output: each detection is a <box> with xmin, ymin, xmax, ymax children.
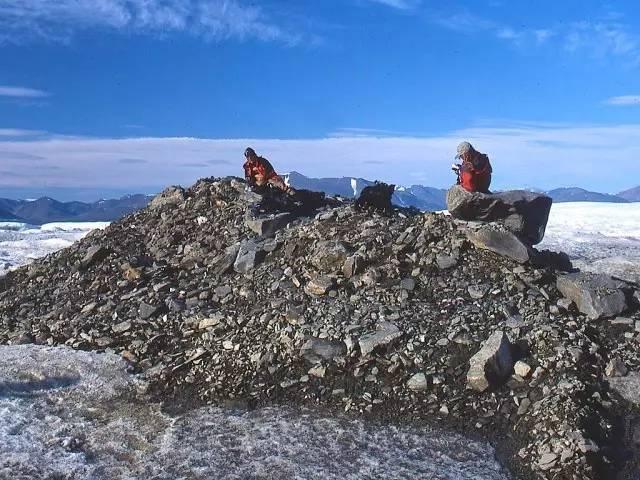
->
<box><xmin>0</xmin><ymin>129</ymin><xmax>47</xmax><ymax>137</ymax></box>
<box><xmin>1</xmin><ymin>122</ymin><xmax>640</xmax><ymax>193</ymax></box>
<box><xmin>364</xmin><ymin>0</ymin><xmax>420</xmax><ymax>10</ymax></box>
<box><xmin>605</xmin><ymin>95</ymin><xmax>640</xmax><ymax>106</ymax></box>
<box><xmin>433</xmin><ymin>10</ymin><xmax>640</xmax><ymax>64</ymax></box>
<box><xmin>0</xmin><ymin>0</ymin><xmax>301</xmax><ymax>45</ymax></box>
<box><xmin>0</xmin><ymin>86</ymin><xmax>49</xmax><ymax>98</ymax></box>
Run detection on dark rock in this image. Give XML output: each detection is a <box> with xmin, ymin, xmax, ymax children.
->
<box><xmin>81</xmin><ymin>246</ymin><xmax>111</xmax><ymax>269</ymax></box>
<box><xmin>467</xmin><ymin>331</ymin><xmax>514</xmax><ymax>392</ymax></box>
<box><xmin>447</xmin><ymin>185</ymin><xmax>552</xmax><ymax>245</ymax></box>
<box><xmin>556</xmin><ymin>273</ymin><xmax>628</xmax><ymax>320</ymax></box>
<box><xmin>139</xmin><ymin>302</ymin><xmax>162</xmax><ymax>319</ymax></box>
<box><xmin>355</xmin><ymin>182</ymin><xmax>395</xmax><ymax>214</ymax></box>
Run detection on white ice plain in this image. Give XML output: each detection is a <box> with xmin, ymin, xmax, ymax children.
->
<box><xmin>0</xmin><ymin>345</ymin><xmax>510</xmax><ymax>480</ymax></box>
<box><xmin>540</xmin><ymin>202</ymin><xmax>640</xmax><ymax>282</ymax></box>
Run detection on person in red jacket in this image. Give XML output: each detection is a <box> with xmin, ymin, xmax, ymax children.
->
<box><xmin>454</xmin><ymin>141</ymin><xmax>492</xmax><ymax>193</ymax></box>
<box><xmin>243</xmin><ymin>147</ymin><xmax>292</xmax><ymax>193</ymax></box>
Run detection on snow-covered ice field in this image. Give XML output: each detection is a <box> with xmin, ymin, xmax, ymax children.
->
<box><xmin>540</xmin><ymin>202</ymin><xmax>640</xmax><ymax>283</ymax></box>
<box><xmin>0</xmin><ymin>345</ymin><xmax>510</xmax><ymax>480</ymax></box>
<box><xmin>0</xmin><ymin>222</ymin><xmax>108</xmax><ymax>274</ymax></box>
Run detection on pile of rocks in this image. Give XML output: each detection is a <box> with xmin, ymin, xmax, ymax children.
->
<box><xmin>1</xmin><ymin>177</ymin><xmax>639</xmax><ymax>480</ymax></box>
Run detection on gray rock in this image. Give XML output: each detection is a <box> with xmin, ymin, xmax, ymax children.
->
<box><xmin>407</xmin><ymin>373</ymin><xmax>428</xmax><ymax>392</ymax></box>
<box><xmin>400</xmin><ymin>277</ymin><xmax>416</xmax><ymax>291</ymax></box>
<box><xmin>234</xmin><ymin>241</ymin><xmax>266</xmax><ymax>274</ymax></box>
<box><xmin>139</xmin><ymin>302</ymin><xmax>161</xmax><ymax>320</ymax></box>
<box><xmin>300</xmin><ymin>338</ymin><xmax>346</xmax><ymax>364</ymax></box>
<box><xmin>556</xmin><ymin>273</ymin><xmax>628</xmax><ymax>320</ymax></box>
<box><xmin>605</xmin><ymin>357</ymin><xmax>628</xmax><ymax>377</ymax></box>
<box><xmin>245</xmin><ymin>212</ymin><xmax>293</xmax><ymax>237</ymax></box>
<box><xmin>342</xmin><ymin>255</ymin><xmax>363</xmax><ymax>278</ymax></box>
<box><xmin>149</xmin><ymin>185</ymin><xmax>186</xmax><ymax>209</ymax></box>
<box><xmin>467</xmin><ymin>226</ymin><xmax>530</xmax><ymax>264</ymax></box>
<box><xmin>359</xmin><ymin>321</ymin><xmax>402</xmax><ymax>357</ymax></box>
<box><xmin>81</xmin><ymin>246</ymin><xmax>111</xmax><ymax>269</ymax></box>
<box><xmin>608</xmin><ymin>372</ymin><xmax>640</xmax><ymax>405</ymax></box>
<box><xmin>467</xmin><ymin>331</ymin><xmax>514</xmax><ymax>392</ymax></box>
<box><xmin>468</xmin><ymin>284</ymin><xmax>489</xmax><ymax>300</ymax></box>
<box><xmin>436</xmin><ymin>254</ymin><xmax>457</xmax><ymax>270</ymax></box>
<box><xmin>447</xmin><ymin>185</ymin><xmax>552</xmax><ymax>245</ymax></box>
<box><xmin>311</xmin><ymin>241</ymin><xmax>351</xmax><ymax>273</ymax></box>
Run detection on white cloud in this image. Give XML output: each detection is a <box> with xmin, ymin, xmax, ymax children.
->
<box><xmin>605</xmin><ymin>96</ymin><xmax>640</xmax><ymax>106</ymax></box>
<box><xmin>0</xmin><ymin>0</ymin><xmax>299</xmax><ymax>45</ymax></box>
<box><xmin>0</xmin><ymin>86</ymin><xmax>49</xmax><ymax>98</ymax></box>
<box><xmin>1</xmin><ymin>122</ymin><xmax>639</xmax><ymax>193</ymax></box>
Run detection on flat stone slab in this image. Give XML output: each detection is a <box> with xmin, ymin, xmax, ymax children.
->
<box><xmin>467</xmin><ymin>226</ymin><xmax>530</xmax><ymax>264</ymax></box>
<box><xmin>359</xmin><ymin>321</ymin><xmax>402</xmax><ymax>357</ymax></box>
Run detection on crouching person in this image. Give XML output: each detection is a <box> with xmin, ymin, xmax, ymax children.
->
<box><xmin>243</xmin><ymin>147</ymin><xmax>293</xmax><ymax>194</ymax></box>
<box><xmin>454</xmin><ymin>142</ymin><xmax>492</xmax><ymax>193</ymax></box>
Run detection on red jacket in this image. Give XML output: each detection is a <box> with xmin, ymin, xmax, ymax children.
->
<box><xmin>243</xmin><ymin>156</ymin><xmax>279</xmax><ymax>185</ymax></box>
<box><xmin>460</xmin><ymin>154</ymin><xmax>492</xmax><ymax>193</ymax></box>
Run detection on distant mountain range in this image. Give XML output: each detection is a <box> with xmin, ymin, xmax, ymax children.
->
<box><xmin>283</xmin><ymin>171</ymin><xmax>449</xmax><ymax>211</ymax></box>
<box><xmin>0</xmin><ymin>175</ymin><xmax>637</xmax><ymax>224</ymax></box>
<box><xmin>0</xmin><ymin>195</ymin><xmax>152</xmax><ymax>224</ymax></box>
<box><xmin>284</xmin><ymin>172</ymin><xmax>640</xmax><ymax>211</ymax></box>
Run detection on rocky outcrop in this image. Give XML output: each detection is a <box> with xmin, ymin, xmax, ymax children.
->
<box><xmin>447</xmin><ymin>185</ymin><xmax>552</xmax><ymax>245</ymax></box>
<box><xmin>608</xmin><ymin>372</ymin><xmax>640</xmax><ymax>405</ymax></box>
<box><xmin>557</xmin><ymin>273</ymin><xmax>629</xmax><ymax>320</ymax></box>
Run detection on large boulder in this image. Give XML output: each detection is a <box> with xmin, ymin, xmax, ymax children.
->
<box><xmin>149</xmin><ymin>185</ymin><xmax>186</xmax><ymax>210</ymax></box>
<box><xmin>556</xmin><ymin>273</ymin><xmax>628</xmax><ymax>320</ymax></box>
<box><xmin>447</xmin><ymin>185</ymin><xmax>552</xmax><ymax>245</ymax></box>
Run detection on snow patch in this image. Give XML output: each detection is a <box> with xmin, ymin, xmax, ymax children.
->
<box><xmin>0</xmin><ymin>344</ymin><xmax>510</xmax><ymax>480</ymax></box>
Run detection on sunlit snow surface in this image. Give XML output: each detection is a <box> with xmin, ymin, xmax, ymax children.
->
<box><xmin>0</xmin><ymin>345</ymin><xmax>510</xmax><ymax>480</ymax></box>
<box><xmin>540</xmin><ymin>202</ymin><xmax>640</xmax><ymax>282</ymax></box>
<box><xmin>0</xmin><ymin>222</ymin><xmax>108</xmax><ymax>273</ymax></box>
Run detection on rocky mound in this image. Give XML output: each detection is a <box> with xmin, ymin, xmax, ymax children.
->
<box><xmin>1</xmin><ymin>177</ymin><xmax>639</xmax><ymax>480</ymax></box>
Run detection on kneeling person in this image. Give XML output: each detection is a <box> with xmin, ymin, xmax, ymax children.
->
<box><xmin>243</xmin><ymin>147</ymin><xmax>292</xmax><ymax>194</ymax></box>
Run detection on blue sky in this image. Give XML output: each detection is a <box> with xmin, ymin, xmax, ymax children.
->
<box><xmin>1</xmin><ymin>0</ymin><xmax>640</xmax><ymax>200</ymax></box>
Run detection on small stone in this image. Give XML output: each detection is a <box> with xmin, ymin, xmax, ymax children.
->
<box><xmin>400</xmin><ymin>277</ymin><xmax>416</xmax><ymax>291</ymax></box>
<box><xmin>514</xmin><ymin>360</ymin><xmax>532</xmax><ymax>378</ymax></box>
<box><xmin>308</xmin><ymin>365</ymin><xmax>326</xmax><ymax>378</ymax></box>
<box><xmin>407</xmin><ymin>373</ymin><xmax>428</xmax><ymax>392</ymax></box>
<box><xmin>468</xmin><ymin>285</ymin><xmax>489</xmax><ymax>300</ymax></box>
<box><xmin>359</xmin><ymin>322</ymin><xmax>402</xmax><ymax>357</ymax></box>
<box><xmin>304</xmin><ymin>276</ymin><xmax>335</xmax><ymax>296</ymax></box>
<box><xmin>605</xmin><ymin>357</ymin><xmax>628</xmax><ymax>377</ymax></box>
<box><xmin>436</xmin><ymin>254</ymin><xmax>457</xmax><ymax>270</ymax></box>
<box><xmin>517</xmin><ymin>398</ymin><xmax>531</xmax><ymax>416</ymax></box>
<box><xmin>112</xmin><ymin>321</ymin><xmax>132</xmax><ymax>334</ymax></box>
